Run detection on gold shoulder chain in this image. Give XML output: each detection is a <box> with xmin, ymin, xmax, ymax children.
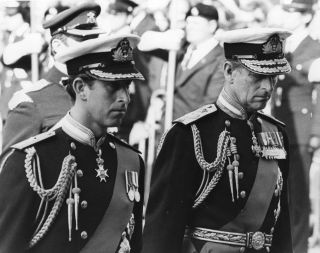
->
<box><xmin>191</xmin><ymin>124</ymin><xmax>230</xmax><ymax>208</ymax></box>
<box><xmin>24</xmin><ymin>147</ymin><xmax>77</xmax><ymax>248</ymax></box>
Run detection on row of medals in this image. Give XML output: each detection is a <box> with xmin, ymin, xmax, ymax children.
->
<box><xmin>253</xmin><ymin>131</ymin><xmax>286</xmax><ymax>160</ymax></box>
<box><xmin>125</xmin><ymin>170</ymin><xmax>140</xmax><ymax>202</ymax></box>
<box><xmin>94</xmin><ymin>149</ymin><xmax>140</xmax><ymax>202</ymax></box>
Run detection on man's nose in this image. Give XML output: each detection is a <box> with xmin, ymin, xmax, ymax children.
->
<box><xmin>117</xmin><ymin>87</ymin><xmax>130</xmax><ymax>104</ymax></box>
<box><xmin>261</xmin><ymin>77</ymin><xmax>274</xmax><ymax>93</ymax></box>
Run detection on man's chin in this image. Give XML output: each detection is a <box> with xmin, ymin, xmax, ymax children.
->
<box><xmin>248</xmin><ymin>102</ymin><xmax>268</xmax><ymax>112</ymax></box>
<box><xmin>105</xmin><ymin>118</ymin><xmax>124</xmax><ymax>128</ymax></box>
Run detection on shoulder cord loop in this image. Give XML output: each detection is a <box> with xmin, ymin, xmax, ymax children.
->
<box><xmin>191</xmin><ymin>124</ymin><xmax>230</xmax><ymax>208</ymax></box>
<box><xmin>24</xmin><ymin>147</ymin><xmax>76</xmax><ymax>248</ymax></box>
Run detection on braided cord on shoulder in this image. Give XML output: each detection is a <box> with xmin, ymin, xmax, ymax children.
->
<box><xmin>24</xmin><ymin>147</ymin><xmax>77</xmax><ymax>248</ymax></box>
<box><xmin>191</xmin><ymin>124</ymin><xmax>230</xmax><ymax>208</ymax></box>
<box><xmin>25</xmin><ymin>148</ymin><xmax>74</xmax><ymax>199</ymax></box>
<box><xmin>191</xmin><ymin>124</ymin><xmax>229</xmax><ymax>172</ymax></box>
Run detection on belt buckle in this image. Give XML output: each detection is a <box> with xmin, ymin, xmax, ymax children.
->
<box><xmin>250</xmin><ymin>231</ymin><xmax>265</xmax><ymax>250</ymax></box>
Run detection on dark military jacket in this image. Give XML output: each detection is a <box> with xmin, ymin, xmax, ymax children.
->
<box><xmin>272</xmin><ymin>35</ymin><xmax>320</xmax><ymax>145</ymax></box>
<box><xmin>142</xmin><ymin>104</ymin><xmax>292</xmax><ymax>253</ymax></box>
<box><xmin>0</xmin><ymin>118</ymin><xmax>144</xmax><ymax>253</ymax></box>
<box><xmin>2</xmin><ymin>66</ymin><xmax>72</xmax><ymax>154</ymax></box>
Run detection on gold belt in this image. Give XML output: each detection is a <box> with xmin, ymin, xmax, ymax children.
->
<box><xmin>186</xmin><ymin>227</ymin><xmax>273</xmax><ymax>251</ymax></box>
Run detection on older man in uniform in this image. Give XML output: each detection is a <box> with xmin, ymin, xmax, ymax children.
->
<box><xmin>1</xmin><ymin>2</ymin><xmax>106</xmax><ymax>155</ymax></box>
<box><xmin>0</xmin><ymin>32</ymin><xmax>145</xmax><ymax>253</ymax></box>
<box><xmin>269</xmin><ymin>1</ymin><xmax>320</xmax><ymax>252</ymax></box>
<box><xmin>142</xmin><ymin>28</ymin><xmax>293</xmax><ymax>253</ymax></box>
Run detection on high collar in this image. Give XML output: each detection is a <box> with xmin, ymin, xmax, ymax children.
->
<box><xmin>217</xmin><ymin>88</ymin><xmax>248</xmax><ymax>120</ymax></box>
<box><xmin>60</xmin><ymin>112</ymin><xmax>107</xmax><ymax>151</ymax></box>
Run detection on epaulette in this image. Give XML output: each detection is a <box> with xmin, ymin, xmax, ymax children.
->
<box><xmin>257</xmin><ymin>112</ymin><xmax>286</xmax><ymax>127</ymax></box>
<box><xmin>8</xmin><ymin>79</ymin><xmax>50</xmax><ymax>110</ymax></box>
<box><xmin>107</xmin><ymin>133</ymin><xmax>141</xmax><ymax>154</ymax></box>
<box><xmin>173</xmin><ymin>104</ymin><xmax>217</xmax><ymax>125</ymax></box>
<box><xmin>11</xmin><ymin>131</ymin><xmax>56</xmax><ymax>150</ymax></box>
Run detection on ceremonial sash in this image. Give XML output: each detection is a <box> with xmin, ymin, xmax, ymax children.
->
<box><xmin>222</xmin><ymin>118</ymin><xmax>278</xmax><ymax>233</ymax></box>
<box><xmin>80</xmin><ymin>143</ymin><xmax>140</xmax><ymax>253</ymax></box>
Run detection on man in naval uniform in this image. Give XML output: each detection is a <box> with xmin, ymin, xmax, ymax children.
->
<box><xmin>0</xmin><ymin>32</ymin><xmax>145</xmax><ymax>253</ymax></box>
<box><xmin>1</xmin><ymin>2</ymin><xmax>106</xmax><ymax>155</ymax></box>
<box><xmin>142</xmin><ymin>28</ymin><xmax>293</xmax><ymax>253</ymax></box>
<box><xmin>269</xmin><ymin>1</ymin><xmax>320</xmax><ymax>252</ymax></box>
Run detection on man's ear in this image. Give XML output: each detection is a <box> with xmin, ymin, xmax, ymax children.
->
<box><xmin>224</xmin><ymin>61</ymin><xmax>233</xmax><ymax>83</ymax></box>
<box><xmin>302</xmin><ymin>13</ymin><xmax>312</xmax><ymax>25</ymax></box>
<box><xmin>72</xmin><ymin>77</ymin><xmax>88</xmax><ymax>101</ymax></box>
<box><xmin>51</xmin><ymin>38</ymin><xmax>66</xmax><ymax>55</ymax></box>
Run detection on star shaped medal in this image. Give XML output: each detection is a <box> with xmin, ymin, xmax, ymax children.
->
<box><xmin>95</xmin><ymin>149</ymin><xmax>109</xmax><ymax>182</ymax></box>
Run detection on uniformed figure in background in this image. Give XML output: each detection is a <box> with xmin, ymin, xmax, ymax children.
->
<box><xmin>1</xmin><ymin>2</ymin><xmax>106</xmax><ymax>155</ymax></box>
<box><xmin>142</xmin><ymin>28</ymin><xmax>293</xmax><ymax>253</ymax></box>
<box><xmin>0</xmin><ymin>0</ymin><xmax>33</xmax><ymax>126</ymax></box>
<box><xmin>138</xmin><ymin>2</ymin><xmax>225</xmax><ymax>120</ymax></box>
<box><xmin>269</xmin><ymin>1</ymin><xmax>320</xmax><ymax>252</ymax></box>
<box><xmin>0</xmin><ymin>32</ymin><xmax>145</xmax><ymax>253</ymax></box>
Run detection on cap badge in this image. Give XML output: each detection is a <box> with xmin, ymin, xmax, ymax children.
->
<box><xmin>262</xmin><ymin>34</ymin><xmax>283</xmax><ymax>55</ymax></box>
<box><xmin>191</xmin><ymin>7</ymin><xmax>199</xmax><ymax>16</ymax></box>
<box><xmin>112</xmin><ymin>38</ymin><xmax>133</xmax><ymax>62</ymax></box>
<box><xmin>86</xmin><ymin>11</ymin><xmax>96</xmax><ymax>24</ymax></box>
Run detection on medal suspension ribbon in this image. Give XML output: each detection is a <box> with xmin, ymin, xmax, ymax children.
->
<box><xmin>24</xmin><ymin>147</ymin><xmax>77</xmax><ymax>248</ymax></box>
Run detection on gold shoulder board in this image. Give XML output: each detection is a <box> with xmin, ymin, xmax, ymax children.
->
<box><xmin>11</xmin><ymin>131</ymin><xmax>56</xmax><ymax>150</ymax></box>
<box><xmin>174</xmin><ymin>104</ymin><xmax>217</xmax><ymax>125</ymax></box>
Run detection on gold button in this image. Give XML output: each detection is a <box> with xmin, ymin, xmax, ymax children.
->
<box><xmin>238</xmin><ymin>172</ymin><xmax>244</xmax><ymax>180</ymax></box>
<box><xmin>279</xmin><ymin>74</ymin><xmax>285</xmax><ymax>80</ymax></box>
<box><xmin>301</xmin><ymin>108</ymin><xmax>308</xmax><ymax>114</ymax></box>
<box><xmin>77</xmin><ymin>170</ymin><xmax>83</xmax><ymax>177</ymax></box>
<box><xmin>109</xmin><ymin>142</ymin><xmax>115</xmax><ymax>149</ymax></box>
<box><xmin>80</xmin><ymin>231</ymin><xmax>88</xmax><ymax>239</ymax></box>
<box><xmin>240</xmin><ymin>191</ymin><xmax>246</xmax><ymax>198</ymax></box>
<box><xmin>81</xmin><ymin>200</ymin><xmax>88</xmax><ymax>209</ymax></box>
<box><xmin>239</xmin><ymin>247</ymin><xmax>245</xmax><ymax>253</ymax></box>
<box><xmin>274</xmin><ymin>189</ymin><xmax>279</xmax><ymax>197</ymax></box>
<box><xmin>270</xmin><ymin>227</ymin><xmax>275</xmax><ymax>234</ymax></box>
<box><xmin>70</xmin><ymin>142</ymin><xmax>76</xmax><ymax>150</ymax></box>
<box><xmin>296</xmin><ymin>64</ymin><xmax>302</xmax><ymax>71</ymax></box>
<box><xmin>266</xmin><ymin>246</ymin><xmax>271</xmax><ymax>252</ymax></box>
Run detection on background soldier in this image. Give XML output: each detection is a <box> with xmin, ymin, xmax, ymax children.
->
<box><xmin>138</xmin><ymin>2</ymin><xmax>225</xmax><ymax>120</ymax></box>
<box><xmin>1</xmin><ymin>2</ymin><xmax>106</xmax><ymax>155</ymax></box>
<box><xmin>142</xmin><ymin>28</ymin><xmax>293</xmax><ymax>253</ymax></box>
<box><xmin>269</xmin><ymin>0</ymin><xmax>320</xmax><ymax>252</ymax></box>
<box><xmin>0</xmin><ymin>33</ymin><xmax>145</xmax><ymax>253</ymax></box>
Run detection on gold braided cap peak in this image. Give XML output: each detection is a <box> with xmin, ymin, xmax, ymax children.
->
<box><xmin>174</xmin><ymin>104</ymin><xmax>217</xmax><ymax>125</ymax></box>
